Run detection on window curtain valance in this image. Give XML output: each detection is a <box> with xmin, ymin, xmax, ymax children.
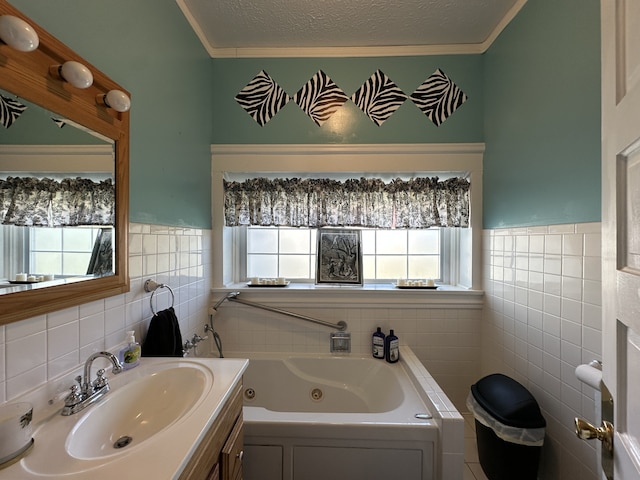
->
<box><xmin>224</xmin><ymin>176</ymin><xmax>470</xmax><ymax>228</ymax></box>
<box><xmin>0</xmin><ymin>176</ymin><xmax>115</xmax><ymax>227</ymax></box>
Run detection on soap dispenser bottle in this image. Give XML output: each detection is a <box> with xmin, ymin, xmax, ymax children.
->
<box><xmin>372</xmin><ymin>327</ymin><xmax>385</xmax><ymax>359</ymax></box>
<box><xmin>385</xmin><ymin>329</ymin><xmax>399</xmax><ymax>363</ymax></box>
<box><xmin>118</xmin><ymin>331</ymin><xmax>141</xmax><ymax>370</ymax></box>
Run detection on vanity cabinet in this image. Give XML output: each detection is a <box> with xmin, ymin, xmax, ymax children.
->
<box><xmin>221</xmin><ymin>412</ymin><xmax>244</xmax><ymax>480</ymax></box>
<box><xmin>179</xmin><ymin>382</ymin><xmax>243</xmax><ymax>480</ymax></box>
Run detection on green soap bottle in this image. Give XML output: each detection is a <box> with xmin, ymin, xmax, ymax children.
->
<box><xmin>118</xmin><ymin>331</ymin><xmax>141</xmax><ymax>370</ymax></box>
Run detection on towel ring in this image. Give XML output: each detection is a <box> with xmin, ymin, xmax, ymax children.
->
<box><xmin>144</xmin><ymin>279</ymin><xmax>175</xmax><ymax>316</ymax></box>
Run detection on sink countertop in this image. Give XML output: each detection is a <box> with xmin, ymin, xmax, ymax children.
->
<box><xmin>0</xmin><ymin>356</ymin><xmax>248</xmax><ymax>479</ymax></box>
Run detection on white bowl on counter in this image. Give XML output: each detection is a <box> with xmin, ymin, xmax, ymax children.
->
<box><xmin>0</xmin><ymin>402</ymin><xmax>33</xmax><ymax>465</ymax></box>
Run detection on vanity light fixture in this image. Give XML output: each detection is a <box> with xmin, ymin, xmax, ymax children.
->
<box><xmin>49</xmin><ymin>60</ymin><xmax>93</xmax><ymax>89</ymax></box>
<box><xmin>96</xmin><ymin>89</ymin><xmax>131</xmax><ymax>113</ymax></box>
<box><xmin>0</xmin><ymin>15</ymin><xmax>39</xmax><ymax>52</ymax></box>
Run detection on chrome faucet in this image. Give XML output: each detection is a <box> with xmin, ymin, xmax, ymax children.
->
<box><xmin>61</xmin><ymin>351</ymin><xmax>123</xmax><ymax>416</ymax></box>
<box><xmin>183</xmin><ymin>333</ymin><xmax>208</xmax><ymax>355</ymax></box>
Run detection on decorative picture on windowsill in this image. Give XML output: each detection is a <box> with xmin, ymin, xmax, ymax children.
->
<box><xmin>87</xmin><ymin>227</ymin><xmax>114</xmax><ymax>276</ymax></box>
<box><xmin>316</xmin><ymin>229</ymin><xmax>363</xmax><ymax>285</ymax></box>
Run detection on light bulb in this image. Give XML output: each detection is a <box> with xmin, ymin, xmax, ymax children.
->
<box><xmin>0</xmin><ymin>15</ymin><xmax>39</xmax><ymax>52</ymax></box>
<box><xmin>59</xmin><ymin>61</ymin><xmax>93</xmax><ymax>89</ymax></box>
<box><xmin>103</xmin><ymin>90</ymin><xmax>131</xmax><ymax>113</ymax></box>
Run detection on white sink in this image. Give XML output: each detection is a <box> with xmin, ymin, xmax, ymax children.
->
<box><xmin>66</xmin><ymin>366</ymin><xmax>207</xmax><ymax>459</ymax></box>
<box><xmin>7</xmin><ymin>357</ymin><xmax>248</xmax><ymax>479</ymax></box>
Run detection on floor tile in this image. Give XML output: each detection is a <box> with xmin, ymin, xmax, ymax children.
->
<box><xmin>467</xmin><ymin>463</ymin><xmax>489</xmax><ymax>480</ymax></box>
<box><xmin>464</xmin><ymin>412</ymin><xmax>488</xmax><ymax>479</ymax></box>
<box><xmin>464</xmin><ymin>417</ymin><xmax>476</xmax><ymax>438</ymax></box>
<box><xmin>464</xmin><ymin>437</ymin><xmax>479</xmax><ymax>463</ymax></box>
<box><xmin>463</xmin><ymin>464</ymin><xmax>476</xmax><ymax>480</ymax></box>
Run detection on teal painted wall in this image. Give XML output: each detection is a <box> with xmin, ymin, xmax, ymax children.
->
<box><xmin>10</xmin><ymin>0</ymin><xmax>213</xmax><ymax>228</ymax></box>
<box><xmin>212</xmin><ymin>56</ymin><xmax>483</xmax><ymax>144</ymax></box>
<box><xmin>7</xmin><ymin>0</ymin><xmax>601</xmax><ymax>229</ymax></box>
<box><xmin>482</xmin><ymin>0</ymin><xmax>601</xmax><ymax>228</ymax></box>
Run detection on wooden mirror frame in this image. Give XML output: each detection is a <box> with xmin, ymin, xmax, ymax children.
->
<box><xmin>0</xmin><ymin>2</ymin><xmax>129</xmax><ymax>325</ymax></box>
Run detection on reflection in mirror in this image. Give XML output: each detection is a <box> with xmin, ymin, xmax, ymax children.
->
<box><xmin>0</xmin><ymin>89</ymin><xmax>116</xmax><ymax>292</ymax></box>
<box><xmin>0</xmin><ymin>1</ymin><xmax>129</xmax><ymax>325</ymax></box>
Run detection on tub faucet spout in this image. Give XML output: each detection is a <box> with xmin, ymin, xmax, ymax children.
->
<box><xmin>330</xmin><ymin>331</ymin><xmax>351</xmax><ymax>353</ymax></box>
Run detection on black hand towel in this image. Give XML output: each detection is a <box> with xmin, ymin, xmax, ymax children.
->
<box><xmin>141</xmin><ymin>307</ymin><xmax>184</xmax><ymax>357</ymax></box>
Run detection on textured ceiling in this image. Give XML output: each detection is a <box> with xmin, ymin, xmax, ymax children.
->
<box><xmin>177</xmin><ymin>0</ymin><xmax>526</xmax><ymax>57</ymax></box>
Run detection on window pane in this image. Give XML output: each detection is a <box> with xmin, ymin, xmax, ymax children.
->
<box><xmin>310</xmin><ymin>230</ymin><xmax>317</xmax><ymax>254</ymax></box>
<box><xmin>248</xmin><ymin>228</ymin><xmax>278</xmax><ymax>254</ymax></box>
<box><xmin>361</xmin><ymin>229</ymin><xmax>375</xmax><ymax>254</ymax></box>
<box><xmin>362</xmin><ymin>255</ymin><xmax>375</xmax><ymax>279</ymax></box>
<box><xmin>279</xmin><ymin>255</ymin><xmax>310</xmax><ymax>278</ymax></box>
<box><xmin>247</xmin><ymin>254</ymin><xmax>278</xmax><ymax>277</ymax></box>
<box><xmin>280</xmin><ymin>229</ymin><xmax>310</xmax><ymax>254</ymax></box>
<box><xmin>376</xmin><ymin>255</ymin><xmax>407</xmax><ymax>279</ymax></box>
<box><xmin>408</xmin><ymin>256</ymin><xmax>440</xmax><ymax>279</ymax></box>
<box><xmin>64</xmin><ymin>228</ymin><xmax>95</xmax><ymax>251</ymax></box>
<box><xmin>63</xmin><ymin>252</ymin><xmax>93</xmax><ymax>275</ymax></box>
<box><xmin>376</xmin><ymin>230</ymin><xmax>407</xmax><ymax>255</ymax></box>
<box><xmin>33</xmin><ymin>229</ymin><xmax>61</xmax><ymax>250</ymax></box>
<box><xmin>409</xmin><ymin>229</ymin><xmax>440</xmax><ymax>254</ymax></box>
<box><xmin>32</xmin><ymin>252</ymin><xmax>61</xmax><ymax>274</ymax></box>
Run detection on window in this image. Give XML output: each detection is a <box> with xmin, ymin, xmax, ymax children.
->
<box><xmin>246</xmin><ymin>226</ymin><xmax>316</xmax><ymax>279</ymax></box>
<box><xmin>363</xmin><ymin>228</ymin><xmax>442</xmax><ymax>280</ymax></box>
<box><xmin>244</xmin><ymin>226</ymin><xmax>456</xmax><ymax>283</ymax></box>
<box><xmin>1</xmin><ymin>225</ymin><xmax>103</xmax><ymax>279</ymax></box>
<box><xmin>30</xmin><ymin>226</ymin><xmax>101</xmax><ymax>275</ymax></box>
<box><xmin>212</xmin><ymin>143</ymin><xmax>483</xmax><ymax>289</ymax></box>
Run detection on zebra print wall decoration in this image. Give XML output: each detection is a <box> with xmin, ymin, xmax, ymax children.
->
<box><xmin>410</xmin><ymin>68</ymin><xmax>468</xmax><ymax>127</ymax></box>
<box><xmin>235</xmin><ymin>70</ymin><xmax>290</xmax><ymax>126</ymax></box>
<box><xmin>0</xmin><ymin>94</ymin><xmax>27</xmax><ymax>129</ymax></box>
<box><xmin>351</xmin><ymin>70</ymin><xmax>407</xmax><ymax>126</ymax></box>
<box><xmin>234</xmin><ymin>67</ymin><xmax>468</xmax><ymax>127</ymax></box>
<box><xmin>293</xmin><ymin>70</ymin><xmax>349</xmax><ymax>127</ymax></box>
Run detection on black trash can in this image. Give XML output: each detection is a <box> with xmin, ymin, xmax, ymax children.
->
<box><xmin>467</xmin><ymin>373</ymin><xmax>546</xmax><ymax>480</ymax></box>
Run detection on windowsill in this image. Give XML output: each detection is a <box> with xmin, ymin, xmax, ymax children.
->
<box><xmin>211</xmin><ymin>283</ymin><xmax>484</xmax><ymax>308</ymax></box>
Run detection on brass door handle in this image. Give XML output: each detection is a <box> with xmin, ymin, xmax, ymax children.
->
<box><xmin>575</xmin><ymin>417</ymin><xmax>613</xmax><ymax>452</ymax></box>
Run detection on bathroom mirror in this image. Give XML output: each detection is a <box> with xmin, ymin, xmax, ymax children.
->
<box><xmin>0</xmin><ymin>2</ymin><xmax>130</xmax><ymax>325</ymax></box>
<box><xmin>0</xmin><ymin>89</ymin><xmax>115</xmax><ymax>283</ymax></box>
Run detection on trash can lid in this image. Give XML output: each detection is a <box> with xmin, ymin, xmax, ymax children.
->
<box><xmin>470</xmin><ymin>373</ymin><xmax>546</xmax><ymax>429</ymax></box>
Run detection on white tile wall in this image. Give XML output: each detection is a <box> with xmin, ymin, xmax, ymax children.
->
<box><xmin>0</xmin><ymin>222</ymin><xmax>212</xmax><ymax>403</ymax></box>
<box><xmin>213</xmin><ymin>300</ymin><xmax>483</xmax><ymax>410</ymax></box>
<box><xmin>0</xmin><ymin>219</ymin><xmax>602</xmax><ymax>480</ymax></box>
<box><xmin>482</xmin><ymin>222</ymin><xmax>601</xmax><ymax>480</ymax></box>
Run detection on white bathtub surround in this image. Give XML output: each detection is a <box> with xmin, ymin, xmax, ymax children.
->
<box><xmin>0</xmin><ymin>222</ymin><xmax>213</xmax><ymax>403</ymax></box>
<box><xmin>232</xmin><ymin>346</ymin><xmax>462</xmax><ymax>480</ymax></box>
<box><xmin>482</xmin><ymin>222</ymin><xmax>602</xmax><ymax>480</ymax></box>
<box><xmin>208</xmin><ymin>288</ymin><xmax>483</xmax><ymax>411</ymax></box>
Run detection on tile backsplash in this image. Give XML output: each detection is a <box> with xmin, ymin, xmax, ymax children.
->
<box><xmin>0</xmin><ymin>223</ymin><xmax>212</xmax><ymax>402</ymax></box>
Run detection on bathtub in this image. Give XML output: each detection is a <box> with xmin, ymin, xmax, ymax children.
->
<box><xmin>226</xmin><ymin>347</ymin><xmax>462</xmax><ymax>480</ymax></box>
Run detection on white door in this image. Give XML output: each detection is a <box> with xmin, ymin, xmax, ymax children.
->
<box><xmin>601</xmin><ymin>1</ymin><xmax>640</xmax><ymax>478</ymax></box>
